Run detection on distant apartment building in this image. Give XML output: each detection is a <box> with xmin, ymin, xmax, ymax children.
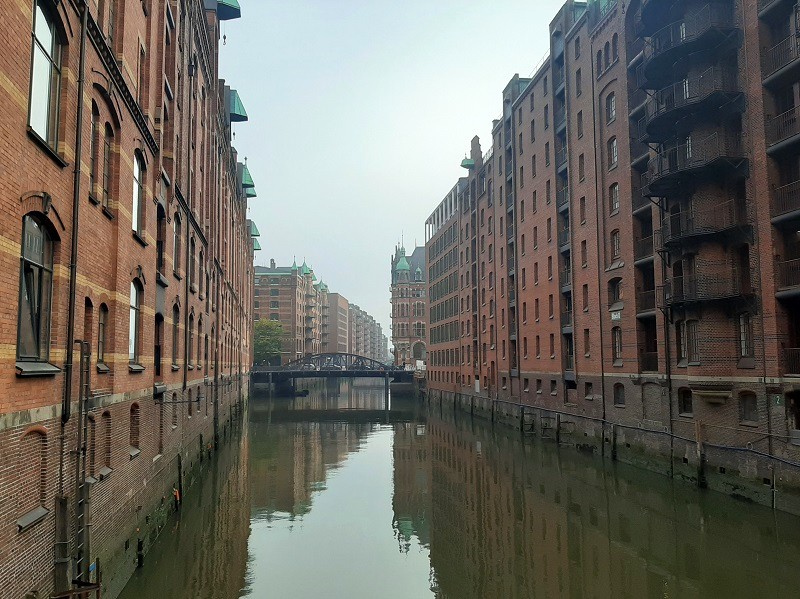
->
<box><xmin>324</xmin><ymin>293</ymin><xmax>350</xmax><ymax>354</ymax></box>
<box><xmin>424</xmin><ymin>0</ymin><xmax>800</xmax><ymax>500</ymax></box>
<box><xmin>390</xmin><ymin>245</ymin><xmax>427</xmax><ymax>367</ymax></box>
<box><xmin>348</xmin><ymin>304</ymin><xmax>387</xmax><ymax>363</ymax></box>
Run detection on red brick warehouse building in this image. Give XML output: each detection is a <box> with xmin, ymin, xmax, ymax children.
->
<box><xmin>0</xmin><ymin>0</ymin><xmax>260</xmax><ymax>596</ymax></box>
<box><xmin>425</xmin><ymin>0</ymin><xmax>800</xmax><ymax>511</ymax></box>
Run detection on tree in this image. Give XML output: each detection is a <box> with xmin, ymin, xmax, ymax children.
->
<box><xmin>253</xmin><ymin>320</ymin><xmax>283</xmax><ymax>365</ymax></box>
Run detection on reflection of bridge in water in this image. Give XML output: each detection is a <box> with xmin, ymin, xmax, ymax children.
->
<box><xmin>251</xmin><ymin>353</ymin><xmax>415</xmax><ymax>386</ymax></box>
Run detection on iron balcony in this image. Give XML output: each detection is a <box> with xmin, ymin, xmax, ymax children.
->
<box><xmin>659</xmin><ymin>198</ymin><xmax>751</xmax><ymax>248</ymax></box>
<box><xmin>765</xmin><ymin>105</ymin><xmax>800</xmax><ymax>153</ymax></box>
<box><xmin>658</xmin><ymin>270</ymin><xmax>753</xmax><ymax>307</ymax></box>
<box><xmin>771</xmin><ymin>180</ymin><xmax>800</xmax><ymax>223</ymax></box>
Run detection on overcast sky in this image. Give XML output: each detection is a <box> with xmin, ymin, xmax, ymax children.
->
<box><xmin>219</xmin><ymin>0</ymin><xmax>562</xmax><ymax>337</ymax></box>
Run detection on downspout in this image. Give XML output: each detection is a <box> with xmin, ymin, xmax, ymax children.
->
<box><xmin>183</xmin><ymin>0</ymin><xmax>195</xmax><ymax>395</ymax></box>
<box><xmin>56</xmin><ymin>0</ymin><xmax>89</xmax><ymax>592</ymax></box>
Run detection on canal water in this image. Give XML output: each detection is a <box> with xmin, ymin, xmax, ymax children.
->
<box><xmin>120</xmin><ymin>381</ymin><xmax>800</xmax><ymax>598</ymax></box>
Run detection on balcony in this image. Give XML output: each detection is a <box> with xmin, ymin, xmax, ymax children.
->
<box><xmin>643</xmin><ymin>132</ymin><xmax>747</xmax><ymax>195</ymax></box>
<box><xmin>771</xmin><ymin>180</ymin><xmax>800</xmax><ymax>222</ymax></box>
<box><xmin>660</xmin><ymin>199</ymin><xmax>750</xmax><ymax>248</ymax></box>
<box><xmin>777</xmin><ymin>258</ymin><xmax>800</xmax><ymax>296</ymax></box>
<box><xmin>766</xmin><ymin>106</ymin><xmax>800</xmax><ymax>153</ymax></box>
<box><xmin>555</xmin><ymin>146</ymin><xmax>567</xmax><ymax>169</ymax></box>
<box><xmin>558</xmin><ymin>227</ymin><xmax>571</xmax><ymax>249</ymax></box>
<box><xmin>560</xmin><ymin>268</ymin><xmax>572</xmax><ymax>290</ymax></box>
<box><xmin>508</xmin><ymin>288</ymin><xmax>517</xmax><ymax>305</ymax></box>
<box><xmin>637</xmin><ymin>289</ymin><xmax>656</xmax><ymax>314</ymax></box>
<box><xmin>762</xmin><ymin>35</ymin><xmax>800</xmax><ymax>88</ymax></box>
<box><xmin>632</xmin><ymin>188</ymin><xmax>652</xmax><ymax>213</ymax></box>
<box><xmin>628</xmin><ymin>87</ymin><xmax>647</xmax><ymax>118</ymax></box>
<box><xmin>634</xmin><ymin>235</ymin><xmax>654</xmax><ymax>262</ymax></box>
<box><xmin>639</xmin><ymin>349</ymin><xmax>659</xmax><ymax>372</ymax></box>
<box><xmin>639</xmin><ymin>0</ymin><xmax>670</xmax><ymax>35</ymax></box>
<box><xmin>556</xmin><ymin>186</ymin><xmax>570</xmax><ymax>210</ymax></box>
<box><xmin>659</xmin><ymin>270</ymin><xmax>753</xmax><ymax>307</ymax></box>
<box><xmin>564</xmin><ymin>353</ymin><xmax>575</xmax><ymax>371</ymax></box>
<box><xmin>507</xmin><ymin>223</ymin><xmax>515</xmax><ymax>239</ymax></box>
<box><xmin>641</xmin><ymin>68</ymin><xmax>742</xmax><ymax>142</ymax></box>
<box><xmin>554</xmin><ymin>108</ymin><xmax>567</xmax><ymax>132</ymax></box>
<box><xmin>783</xmin><ymin>348</ymin><xmax>800</xmax><ymax>376</ymax></box>
<box><xmin>554</xmin><ymin>68</ymin><xmax>565</xmax><ymax>92</ymax></box>
<box><xmin>642</xmin><ymin>5</ymin><xmax>740</xmax><ymax>88</ymax></box>
<box><xmin>561</xmin><ymin>311</ymin><xmax>573</xmax><ymax>330</ymax></box>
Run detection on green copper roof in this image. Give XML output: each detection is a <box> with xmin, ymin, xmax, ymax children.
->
<box><xmin>250</xmin><ymin>221</ymin><xmax>260</xmax><ymax>237</ymax></box>
<box><xmin>461</xmin><ymin>157</ymin><xmax>475</xmax><ymax>169</ymax></box>
<box><xmin>230</xmin><ymin>89</ymin><xmax>248</xmax><ymax>122</ymax></box>
<box><xmin>396</xmin><ymin>255</ymin><xmax>410</xmax><ymax>271</ymax></box>
<box><xmin>253</xmin><ymin>238</ymin><xmax>261</xmax><ymax>251</ymax></box>
<box><xmin>301</xmin><ymin>261</ymin><xmax>311</xmax><ymax>276</ymax></box>
<box><xmin>291</xmin><ymin>258</ymin><xmax>298</xmax><ymax>271</ymax></box>
<box><xmin>246</xmin><ymin>186</ymin><xmax>257</xmax><ymax>198</ymax></box>
<box><xmin>217</xmin><ymin>0</ymin><xmax>241</xmax><ymax>21</ymax></box>
<box><xmin>241</xmin><ymin>163</ymin><xmax>255</xmax><ymax>189</ymax></box>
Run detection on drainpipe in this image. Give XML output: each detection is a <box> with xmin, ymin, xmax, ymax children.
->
<box><xmin>183</xmin><ymin>0</ymin><xmax>195</xmax><ymax>396</ymax></box>
<box><xmin>55</xmin><ymin>0</ymin><xmax>89</xmax><ymax>592</ymax></box>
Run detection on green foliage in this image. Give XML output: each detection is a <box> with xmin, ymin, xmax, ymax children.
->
<box><xmin>253</xmin><ymin>319</ymin><xmax>283</xmax><ymax>364</ymax></box>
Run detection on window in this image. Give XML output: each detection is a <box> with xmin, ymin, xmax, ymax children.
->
<box><xmin>581</xmin><ymin>240</ymin><xmax>587</xmax><ymax>266</ymax></box>
<box><xmin>173</xmin><ymin>214</ymin><xmax>181</xmax><ymax>273</ymax></box>
<box><xmin>536</xmin><ymin>335</ymin><xmax>541</xmax><ymax>356</ymax></box>
<box><xmin>576</xmin><ymin>69</ymin><xmax>582</xmax><ymax>96</ymax></box>
<box><xmin>611</xmin><ymin>230</ymin><xmax>620</xmax><ymax>259</ymax></box>
<box><xmin>737</xmin><ymin>313</ymin><xmax>753</xmax><ymax>357</ymax></box>
<box><xmin>582</xmin><ymin>284</ymin><xmax>589</xmax><ymax>310</ymax></box>
<box><xmin>609</xmin><ymin>182</ymin><xmax>620</xmax><ymax>212</ymax></box>
<box><xmin>604</xmin><ymin>41</ymin><xmax>610</xmax><ymax>69</ymax></box>
<box><xmin>17</xmin><ymin>215</ymin><xmax>54</xmax><ymax>361</ymax></box>
<box><xmin>130</xmin><ymin>403</ymin><xmax>140</xmax><ymax>452</ymax></box>
<box><xmin>606</xmin><ymin>93</ymin><xmax>616</xmax><ymax>123</ymax></box>
<box><xmin>578</xmin><ymin>154</ymin><xmax>585</xmax><ymax>180</ymax></box>
<box><xmin>19</xmin><ymin>430</ymin><xmax>47</xmax><ymax>518</ymax></box>
<box><xmin>534</xmin><ymin>262</ymin><xmax>539</xmax><ymax>284</ymax></box>
<box><xmin>521</xmin><ymin>234</ymin><xmax>526</xmax><ymax>254</ymax></box>
<box><xmin>549</xmin><ymin>294</ymin><xmax>554</xmax><ymax>318</ymax></box>
<box><xmin>103</xmin><ymin>124</ymin><xmax>114</xmax><ymax>209</ymax></box>
<box><xmin>543</xmin><ymin>75</ymin><xmax>548</xmax><ymax>95</ymax></box>
<box><xmin>614</xmin><ymin>383</ymin><xmax>625</xmax><ymax>406</ymax></box>
<box><xmin>549</xmin><ymin>334</ymin><xmax>555</xmax><ymax>357</ymax></box>
<box><xmin>687</xmin><ymin>320</ymin><xmax>699</xmax><ymax>362</ymax></box>
<box><xmin>132</xmin><ymin>152</ymin><xmax>145</xmax><ymax>233</ymax></box>
<box><xmin>577</xmin><ymin>111</ymin><xmax>583</xmax><ymax>138</ymax></box>
<box><xmin>676</xmin><ymin>321</ymin><xmax>688</xmax><ymax>362</ymax></box>
<box><xmin>29</xmin><ymin>1</ymin><xmax>62</xmax><ymax>148</ymax></box>
<box><xmin>596</xmin><ymin>50</ymin><xmax>602</xmax><ymax>74</ymax></box>
<box><xmin>740</xmin><ymin>392</ymin><xmax>758</xmax><ymax>423</ymax></box>
<box><xmin>89</xmin><ymin>104</ymin><xmax>99</xmax><ymax>199</ymax></box>
<box><xmin>609</xmin><ymin>278</ymin><xmax>622</xmax><ymax>304</ymax></box>
<box><xmin>189</xmin><ymin>237</ymin><xmax>196</xmax><ymax>287</ymax></box>
<box><xmin>97</xmin><ymin>304</ymin><xmax>108</xmax><ymax>365</ymax></box>
<box><xmin>544</xmin><ymin>105</ymin><xmax>549</xmax><ymax>129</ymax></box>
<box><xmin>611</xmin><ymin>326</ymin><xmax>622</xmax><ymax>362</ymax></box>
<box><xmin>530</xmin><ymin>119</ymin><xmax>535</xmax><ymax>142</ymax></box>
<box><xmin>172</xmin><ymin>304</ymin><xmax>180</xmax><ymax>365</ymax></box>
<box><xmin>545</xmin><ymin>142</ymin><xmax>551</xmax><ymax>166</ymax></box>
<box><xmin>574</xmin><ymin>36</ymin><xmax>581</xmax><ymax>58</ymax></box>
<box><xmin>188</xmin><ymin>314</ymin><xmax>194</xmax><ymax>365</ymax></box>
<box><xmin>612</xmin><ymin>33</ymin><xmax>619</xmax><ymax>62</ymax></box>
<box><xmin>585</xmin><ymin>382</ymin><xmax>593</xmax><ymax>397</ymax></box>
<box><xmin>519</xmin><ymin>165</ymin><xmax>524</xmax><ymax>186</ymax></box>
<box><xmin>584</xmin><ymin>328</ymin><xmax>590</xmax><ymax>355</ymax></box>
<box><xmin>129</xmin><ymin>281</ymin><xmax>142</xmax><ymax>363</ymax></box>
<box><xmin>607</xmin><ymin>137</ymin><xmax>618</xmax><ymax>169</ymax></box>
<box><xmin>547</xmin><ymin>218</ymin><xmax>552</xmax><ymax>242</ymax></box>
<box><xmin>679</xmin><ymin>388</ymin><xmax>693</xmax><ymax>415</ymax></box>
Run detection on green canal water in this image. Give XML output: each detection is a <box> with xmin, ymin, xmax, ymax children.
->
<box><xmin>119</xmin><ymin>381</ymin><xmax>800</xmax><ymax>598</ymax></box>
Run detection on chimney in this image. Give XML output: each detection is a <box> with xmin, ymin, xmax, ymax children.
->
<box><xmin>270</xmin><ymin>258</ymin><xmax>276</xmax><ymax>269</ymax></box>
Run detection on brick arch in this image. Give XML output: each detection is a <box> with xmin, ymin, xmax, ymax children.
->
<box><xmin>91</xmin><ymin>80</ymin><xmax>124</xmax><ymax>128</ymax></box>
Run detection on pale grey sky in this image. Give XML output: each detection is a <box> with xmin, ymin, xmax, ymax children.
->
<box><xmin>219</xmin><ymin>0</ymin><xmax>562</xmax><ymax>335</ymax></box>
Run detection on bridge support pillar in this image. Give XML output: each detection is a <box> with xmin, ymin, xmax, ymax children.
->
<box><xmin>384</xmin><ymin>375</ymin><xmax>390</xmax><ymax>411</ymax></box>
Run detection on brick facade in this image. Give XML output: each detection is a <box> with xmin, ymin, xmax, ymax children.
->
<box><xmin>0</xmin><ymin>1</ymin><xmax>256</xmax><ymax>596</ymax></box>
<box><xmin>424</xmin><ymin>0</ymin><xmax>800</xmax><ymax>509</ymax></box>
<box><xmin>390</xmin><ymin>245</ymin><xmax>427</xmax><ymax>367</ymax></box>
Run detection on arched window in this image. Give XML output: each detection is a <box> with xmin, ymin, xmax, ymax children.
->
<box><xmin>607</xmin><ymin>136</ymin><xmax>618</xmax><ymax>169</ymax></box>
<box><xmin>606</xmin><ymin>93</ymin><xmax>616</xmax><ymax>123</ymax></box>
<box><xmin>87</xmin><ymin>415</ymin><xmax>96</xmax><ymax>477</ymax></box>
<box><xmin>197</xmin><ymin>317</ymin><xmax>203</xmax><ymax>370</ymax></box>
<box><xmin>188</xmin><ymin>313</ymin><xmax>194</xmax><ymax>366</ymax></box>
<box><xmin>172</xmin><ymin>304</ymin><xmax>180</xmax><ymax>365</ymax></box>
<box><xmin>89</xmin><ymin>103</ymin><xmax>99</xmax><ymax>199</ymax></box>
<box><xmin>18</xmin><ymin>430</ymin><xmax>47</xmax><ymax>520</ymax></box>
<box><xmin>608</xmin><ymin>277</ymin><xmax>622</xmax><ymax>304</ymax></box>
<box><xmin>156</xmin><ymin>205</ymin><xmax>167</xmax><ymax>275</ymax></box>
<box><xmin>132</xmin><ymin>152</ymin><xmax>144</xmax><ymax>233</ymax></box>
<box><xmin>614</xmin><ymin>383</ymin><xmax>625</xmax><ymax>406</ymax></box>
<box><xmin>97</xmin><ymin>303</ymin><xmax>108</xmax><ymax>366</ymax></box>
<box><xmin>154</xmin><ymin>313</ymin><xmax>164</xmax><ymax>377</ymax></box>
<box><xmin>102</xmin><ymin>123</ymin><xmax>114</xmax><ymax>209</ymax></box>
<box><xmin>611</xmin><ymin>326</ymin><xmax>622</xmax><ymax>362</ymax></box>
<box><xmin>612</xmin><ymin>33</ymin><xmax>619</xmax><ymax>61</ymax></box>
<box><xmin>604</xmin><ymin>41</ymin><xmax>610</xmax><ymax>68</ymax></box>
<box><xmin>29</xmin><ymin>0</ymin><xmax>62</xmax><ymax>148</ymax></box>
<box><xmin>740</xmin><ymin>392</ymin><xmax>758</xmax><ymax>423</ymax></box>
<box><xmin>171</xmin><ymin>393</ymin><xmax>178</xmax><ymax>428</ymax></box>
<box><xmin>596</xmin><ymin>50</ymin><xmax>602</xmax><ymax>73</ymax></box>
<box><xmin>173</xmin><ymin>213</ymin><xmax>182</xmax><ymax>272</ymax></box>
<box><xmin>198</xmin><ymin>250</ymin><xmax>204</xmax><ymax>294</ymax></box>
<box><xmin>610</xmin><ymin>229</ymin><xmax>621</xmax><ymax>259</ymax></box>
<box><xmin>129</xmin><ymin>403</ymin><xmax>140</xmax><ymax>452</ymax></box>
<box><xmin>18</xmin><ymin>215</ymin><xmax>54</xmax><ymax>361</ymax></box>
<box><xmin>189</xmin><ymin>237</ymin><xmax>196</xmax><ymax>287</ymax></box>
<box><xmin>129</xmin><ymin>280</ymin><xmax>142</xmax><ymax>364</ymax></box>
<box><xmin>101</xmin><ymin>411</ymin><xmax>112</xmax><ymax>471</ymax></box>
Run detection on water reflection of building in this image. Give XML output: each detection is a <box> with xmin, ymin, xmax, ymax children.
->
<box><xmin>392</xmin><ymin>423</ymin><xmax>432</xmax><ymax>554</ymax></box>
<box><xmin>249</xmin><ymin>420</ymin><xmax>373</xmax><ymax>520</ymax></box>
<box><xmin>423</xmin><ymin>410</ymin><xmax>800</xmax><ymax>599</ymax></box>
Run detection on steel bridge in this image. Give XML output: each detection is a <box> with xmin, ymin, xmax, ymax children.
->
<box><xmin>251</xmin><ymin>353</ymin><xmax>414</xmax><ymax>385</ymax></box>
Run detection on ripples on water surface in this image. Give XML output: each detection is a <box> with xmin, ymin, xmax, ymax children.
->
<box><xmin>120</xmin><ymin>381</ymin><xmax>800</xmax><ymax>598</ymax></box>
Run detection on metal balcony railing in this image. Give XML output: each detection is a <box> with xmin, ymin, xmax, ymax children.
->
<box><xmin>554</xmin><ymin>68</ymin><xmax>565</xmax><ymax>89</ymax></box>
<box><xmin>556</xmin><ymin>186</ymin><xmax>570</xmax><ymax>208</ymax></box>
<box><xmin>644</xmin><ymin>132</ymin><xmax>743</xmax><ymax>188</ymax></box>
<box><xmin>555</xmin><ymin>146</ymin><xmax>567</xmax><ymax>168</ymax></box>
<box><xmin>632</xmin><ymin>188</ymin><xmax>651</xmax><ymax>211</ymax></box>
<box><xmin>758</xmin><ymin>0</ymin><xmax>781</xmax><ymax>12</ymax></box>
<box><xmin>772</xmin><ymin>180</ymin><xmax>800</xmax><ymax>218</ymax></box>
<box><xmin>634</xmin><ymin>235</ymin><xmax>654</xmax><ymax>260</ymax></box>
<box><xmin>507</xmin><ymin>223</ymin><xmax>515</xmax><ymax>238</ymax></box>
<box><xmin>629</xmin><ymin>87</ymin><xmax>647</xmax><ymax>112</ymax></box>
<box><xmin>777</xmin><ymin>258</ymin><xmax>800</xmax><ymax>289</ymax></box>
<box><xmin>660</xmin><ymin>199</ymin><xmax>748</xmax><ymax>245</ymax></box>
<box><xmin>784</xmin><ymin>347</ymin><xmax>800</xmax><ymax>376</ymax></box>
<box><xmin>561</xmin><ymin>311</ymin><xmax>573</xmax><ymax>327</ymax></box>
<box><xmin>660</xmin><ymin>271</ymin><xmax>750</xmax><ymax>305</ymax></box>
<box><xmin>639</xmin><ymin>349</ymin><xmax>658</xmax><ymax>372</ymax></box>
<box><xmin>508</xmin><ymin>288</ymin><xmax>517</xmax><ymax>303</ymax></box>
<box><xmin>766</xmin><ymin>105</ymin><xmax>800</xmax><ymax>146</ymax></box>
<box><xmin>637</xmin><ymin>289</ymin><xmax>656</xmax><ymax>312</ymax></box>
<box><xmin>554</xmin><ymin>108</ymin><xmax>566</xmax><ymax>130</ymax></box>
<box><xmin>560</xmin><ymin>268</ymin><xmax>572</xmax><ymax>285</ymax></box>
<box><xmin>645</xmin><ymin>4</ymin><xmax>736</xmax><ymax>68</ymax></box>
<box><xmin>564</xmin><ymin>353</ymin><xmax>575</xmax><ymax>371</ymax></box>
<box><xmin>643</xmin><ymin>67</ymin><xmax>739</xmax><ymax>127</ymax></box>
<box><xmin>558</xmin><ymin>227</ymin><xmax>571</xmax><ymax>246</ymax></box>
<box><xmin>762</xmin><ymin>34</ymin><xmax>800</xmax><ymax>80</ymax></box>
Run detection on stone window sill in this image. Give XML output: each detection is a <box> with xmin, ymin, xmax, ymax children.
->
<box><xmin>88</xmin><ymin>193</ymin><xmax>100</xmax><ymax>206</ymax></box>
<box><xmin>157</xmin><ymin>272</ymin><xmax>170</xmax><ymax>288</ymax></box>
<box><xmin>129</xmin><ymin>363</ymin><xmax>145</xmax><ymax>373</ymax></box>
<box><xmin>171</xmin><ymin>364</ymin><xmax>180</xmax><ymax>371</ymax></box>
<box><xmin>129</xmin><ymin>447</ymin><xmax>141</xmax><ymax>460</ymax></box>
<box><xmin>96</xmin><ymin>363</ymin><xmax>110</xmax><ymax>374</ymax></box>
<box><xmin>133</xmin><ymin>231</ymin><xmax>148</xmax><ymax>247</ymax></box>
<box><xmin>27</xmin><ymin>127</ymin><xmax>68</xmax><ymax>168</ymax></box>
<box><xmin>97</xmin><ymin>466</ymin><xmax>113</xmax><ymax>480</ymax></box>
<box><xmin>16</xmin><ymin>361</ymin><xmax>61</xmax><ymax>377</ymax></box>
<box><xmin>17</xmin><ymin>506</ymin><xmax>48</xmax><ymax>533</ymax></box>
